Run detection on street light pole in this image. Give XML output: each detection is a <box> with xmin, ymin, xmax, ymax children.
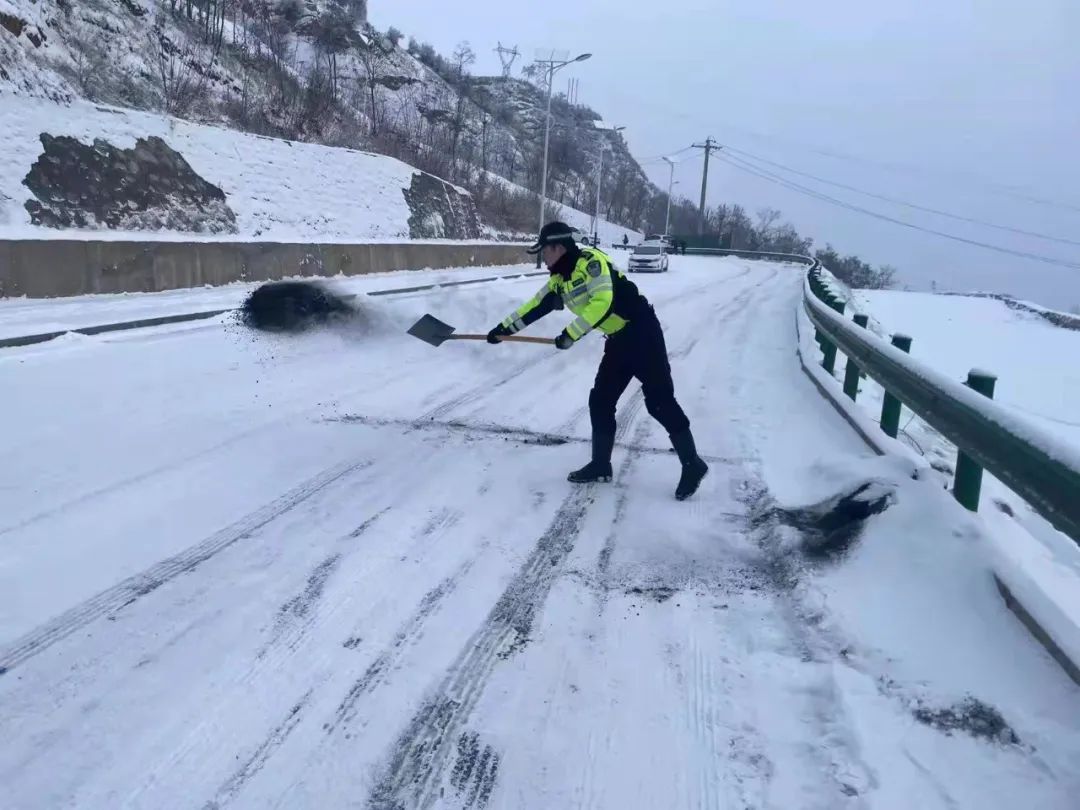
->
<box><xmin>538</xmin><ymin>65</ymin><xmax>556</xmax><ymax>239</ymax></box>
<box><xmin>535</xmin><ymin>52</ymin><xmax>591</xmax><ymax>255</ymax></box>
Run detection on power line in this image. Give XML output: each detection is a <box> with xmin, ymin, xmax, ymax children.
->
<box><xmin>722</xmin><ymin>145</ymin><xmax>1080</xmax><ymax>249</ymax></box>
<box><xmin>638</xmin><ymin>145</ymin><xmax>697</xmax><ymax>164</ymax></box>
<box><xmin>715</xmin><ymin>152</ymin><xmax>1080</xmax><ymax>271</ymax></box>
<box><xmin>706</xmin><ymin>123</ymin><xmax>1080</xmax><ymax>215</ymax></box>
<box><xmin>593</xmin><ymin>77</ymin><xmax>1080</xmax><ymax>215</ymax></box>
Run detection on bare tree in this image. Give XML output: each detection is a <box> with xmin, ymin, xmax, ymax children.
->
<box><xmin>446</xmin><ymin>41</ymin><xmax>476</xmax><ymax>175</ymax></box>
<box><xmin>451</xmin><ymin>41</ymin><xmax>475</xmax><ymax>82</ymax></box>
<box><xmin>755</xmin><ymin>207</ymin><xmax>782</xmax><ymax>241</ymax></box>
<box><xmin>354</xmin><ymin>29</ymin><xmax>396</xmax><ymax>136</ymax></box>
<box><xmin>520</xmin><ymin>61</ymin><xmax>545</xmax><ymax>89</ymax></box>
<box><xmin>250</xmin><ymin>0</ymin><xmax>302</xmax><ymax>99</ymax></box>
<box><xmin>304</xmin><ymin>6</ymin><xmax>358</xmax><ymax>101</ymax></box>
<box><xmin>147</xmin><ymin>18</ymin><xmax>216</xmax><ymax>116</ymax></box>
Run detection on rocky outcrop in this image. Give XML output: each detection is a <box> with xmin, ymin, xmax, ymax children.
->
<box><xmin>403</xmin><ymin>172</ymin><xmax>482</xmax><ymax>240</ymax></box>
<box><xmin>22</xmin><ymin>134</ymin><xmax>237</xmax><ymax>233</ymax></box>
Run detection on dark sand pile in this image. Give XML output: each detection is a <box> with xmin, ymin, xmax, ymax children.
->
<box><xmin>238</xmin><ymin>280</ymin><xmax>357</xmax><ymax>332</ymax></box>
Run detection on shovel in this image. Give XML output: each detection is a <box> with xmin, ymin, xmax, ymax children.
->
<box><xmin>407</xmin><ymin>314</ymin><xmax>555</xmax><ymax>347</ymax></box>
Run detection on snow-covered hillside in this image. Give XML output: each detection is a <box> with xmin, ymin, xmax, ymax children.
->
<box><xmin>0</xmin><ymin>91</ymin><xmax>462</xmax><ymax>239</ymax></box>
<box><xmin>0</xmin><ymin>91</ymin><xmax>638</xmax><ymax>244</ymax></box>
<box><xmin>0</xmin><ymin>0</ymin><xmax>650</xmax><ymax>240</ymax></box>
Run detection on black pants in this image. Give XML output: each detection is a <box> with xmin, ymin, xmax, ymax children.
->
<box><xmin>588</xmin><ymin>307</ymin><xmax>690</xmax><ymax>437</ymax></box>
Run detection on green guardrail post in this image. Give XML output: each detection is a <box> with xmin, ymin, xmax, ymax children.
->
<box><xmin>953</xmin><ymin>370</ymin><xmax>998</xmax><ymax>511</ymax></box>
<box><xmin>842</xmin><ymin>313</ymin><xmax>869</xmax><ymax>400</ymax></box>
<box><xmin>880</xmin><ymin>333</ymin><xmax>912</xmax><ymax>438</ymax></box>
<box><xmin>809</xmin><ymin>271</ymin><xmax>824</xmax><ymax>342</ymax></box>
<box><xmin>820</xmin><ymin>296</ymin><xmax>845</xmax><ymax>375</ymax></box>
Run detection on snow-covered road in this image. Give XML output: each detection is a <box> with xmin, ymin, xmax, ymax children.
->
<box><xmin>2</xmin><ymin>257</ymin><xmax>1078</xmax><ymax>809</ymax></box>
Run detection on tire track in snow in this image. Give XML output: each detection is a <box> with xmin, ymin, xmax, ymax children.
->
<box><xmin>363</xmin><ymin>384</ymin><xmax>654</xmax><ymax>809</ymax></box>
<box><xmin>0</xmin><ymin>418</ymin><xmax>293</xmax><ymax>539</ymax></box>
<box><xmin>685</xmin><ymin>271</ymin><xmax>829</xmax><ymax>803</ymax></box>
<box><xmin>449</xmin><ymin>731</ymin><xmax>501</xmax><ymax>809</ymax></box>
<box><xmin>164</xmin><ymin>437</ymin><xmax>493</xmax><ymax>805</ymax></box>
<box><xmin>325</xmin><ymin>548</ymin><xmax>484</xmax><ymax>734</ymax></box>
<box><xmin>0</xmin><ymin>458</ymin><xmax>372</xmax><ymax>675</ymax></box>
<box><xmin>203</xmin><ymin>690</ymin><xmax>315</xmax><ymax>810</ymax></box>
<box><xmin>105</xmin><ymin>506</ymin><xmax>394</xmax><ymax>808</ymax></box>
<box><xmin>257</xmin><ymin>509</ymin><xmax>389</xmax><ymax>658</ymax></box>
<box><xmin>565</xmin><ymin>269</ymin><xmax>807</xmax><ymax>809</ymax></box>
<box><xmin>705</xmin><ymin>270</ymin><xmax>875</xmax><ymax>804</ymax></box>
<box><xmin>365</xmin><ymin>489</ymin><xmax>592</xmax><ymax>810</ymax></box>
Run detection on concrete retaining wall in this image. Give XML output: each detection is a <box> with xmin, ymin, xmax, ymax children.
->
<box><xmin>0</xmin><ymin>240</ymin><xmax>531</xmax><ymax>298</ymax></box>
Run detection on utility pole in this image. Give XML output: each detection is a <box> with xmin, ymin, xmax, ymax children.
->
<box><xmin>691</xmin><ymin>137</ymin><xmax>718</xmax><ymax>236</ymax></box>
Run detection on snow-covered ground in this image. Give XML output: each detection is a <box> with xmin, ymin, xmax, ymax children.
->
<box><xmin>2</xmin><ymin>257</ymin><xmax>1078</xmax><ymax>809</ymax></box>
<box><xmin>852</xmin><ymin>290</ymin><xmax>1080</xmax><ymax>455</ymax></box>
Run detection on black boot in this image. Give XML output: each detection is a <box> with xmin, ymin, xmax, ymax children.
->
<box><xmin>568</xmin><ymin>432</ymin><xmax>615</xmax><ymax>483</ymax></box>
<box><xmin>671</xmin><ymin>429</ymin><xmax>709</xmax><ymax>500</ymax></box>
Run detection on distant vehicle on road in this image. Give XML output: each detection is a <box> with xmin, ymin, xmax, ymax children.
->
<box><xmin>645</xmin><ymin>234</ymin><xmax>677</xmax><ymax>253</ymax></box>
<box><xmin>627</xmin><ymin>241</ymin><xmax>669</xmax><ymax>273</ymax></box>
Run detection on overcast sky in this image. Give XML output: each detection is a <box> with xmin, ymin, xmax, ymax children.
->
<box><xmin>371</xmin><ymin>1</ymin><xmax>1080</xmax><ymax>308</ymax></box>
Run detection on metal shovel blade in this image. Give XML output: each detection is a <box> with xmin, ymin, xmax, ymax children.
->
<box><xmin>407</xmin><ymin>313</ymin><xmax>457</xmax><ymax>347</ymax></box>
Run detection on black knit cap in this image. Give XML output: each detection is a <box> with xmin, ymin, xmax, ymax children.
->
<box><xmin>526</xmin><ymin>221</ymin><xmax>577</xmax><ymax>254</ymax></box>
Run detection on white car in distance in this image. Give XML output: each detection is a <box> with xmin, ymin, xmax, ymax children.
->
<box><xmin>627</xmin><ymin>241</ymin><xmax>670</xmax><ymax>273</ymax></box>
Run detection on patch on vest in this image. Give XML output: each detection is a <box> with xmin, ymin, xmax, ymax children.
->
<box><xmin>587</xmin><ymin>260</ymin><xmax>603</xmax><ymax>277</ymax></box>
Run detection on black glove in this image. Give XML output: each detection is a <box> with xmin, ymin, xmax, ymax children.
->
<box><xmin>487</xmin><ymin>324</ymin><xmax>510</xmax><ymax>344</ymax></box>
<box><xmin>554</xmin><ymin>330</ymin><xmax>574</xmax><ymax>350</ymax></box>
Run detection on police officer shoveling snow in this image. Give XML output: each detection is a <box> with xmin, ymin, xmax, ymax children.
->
<box><xmin>488</xmin><ymin>221</ymin><xmax>709</xmax><ymax>500</ymax></box>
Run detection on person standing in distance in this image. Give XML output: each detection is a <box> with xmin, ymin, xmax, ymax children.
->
<box><xmin>487</xmin><ymin>222</ymin><xmax>708</xmax><ymax>500</ymax></box>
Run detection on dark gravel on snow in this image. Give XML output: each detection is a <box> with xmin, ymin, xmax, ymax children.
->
<box><xmin>912</xmin><ymin>696</ymin><xmax>1021</xmax><ymax>745</ymax></box>
<box><xmin>238</xmin><ymin>280</ymin><xmax>357</xmax><ymax>333</ymax></box>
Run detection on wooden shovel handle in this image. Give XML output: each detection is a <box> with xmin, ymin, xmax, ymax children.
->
<box><xmin>451</xmin><ymin>334</ymin><xmax>556</xmax><ymax>345</ymax></box>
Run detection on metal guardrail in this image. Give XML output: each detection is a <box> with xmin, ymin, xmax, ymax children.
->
<box><xmin>802</xmin><ymin>264</ymin><xmax>1080</xmax><ymax>546</ymax></box>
